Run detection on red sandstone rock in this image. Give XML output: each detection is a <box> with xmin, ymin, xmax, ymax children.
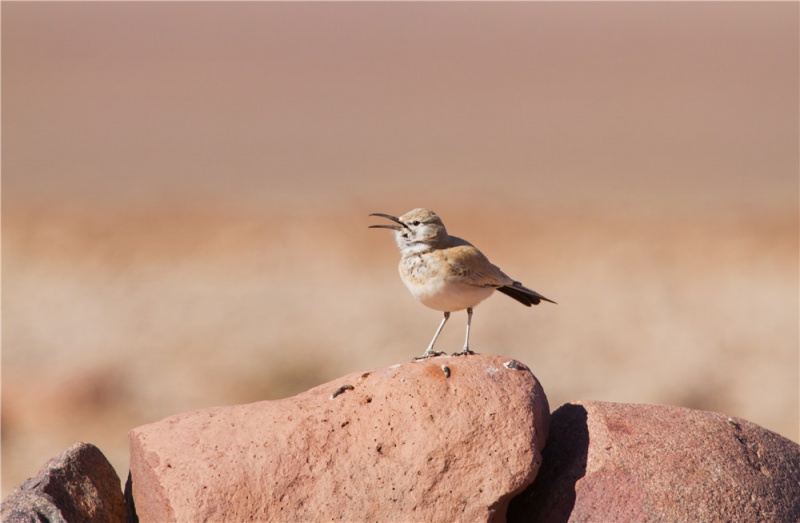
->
<box><xmin>128</xmin><ymin>354</ymin><xmax>550</xmax><ymax>522</ymax></box>
<box><xmin>508</xmin><ymin>401</ymin><xmax>800</xmax><ymax>522</ymax></box>
<box><xmin>1</xmin><ymin>442</ymin><xmax>127</xmax><ymax>523</ymax></box>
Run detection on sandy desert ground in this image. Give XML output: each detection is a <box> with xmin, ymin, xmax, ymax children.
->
<box><xmin>3</xmin><ymin>1</ymin><xmax>798</xmax><ymax>496</ymax></box>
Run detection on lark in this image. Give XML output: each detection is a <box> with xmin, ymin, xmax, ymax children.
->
<box><xmin>369</xmin><ymin>208</ymin><xmax>555</xmax><ymax>358</ymax></box>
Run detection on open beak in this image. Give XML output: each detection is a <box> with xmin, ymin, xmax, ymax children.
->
<box><xmin>368</xmin><ymin>213</ymin><xmax>409</xmax><ymax>231</ymax></box>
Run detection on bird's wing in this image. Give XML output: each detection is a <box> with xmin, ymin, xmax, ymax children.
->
<box><xmin>443</xmin><ymin>243</ymin><xmax>557</xmax><ymax>306</ymax></box>
<box><xmin>442</xmin><ymin>244</ymin><xmax>514</xmax><ymax>288</ymax></box>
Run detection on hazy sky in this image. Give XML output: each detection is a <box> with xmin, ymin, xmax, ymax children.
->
<box><xmin>3</xmin><ymin>2</ymin><xmax>798</xmax><ymax>211</ymax></box>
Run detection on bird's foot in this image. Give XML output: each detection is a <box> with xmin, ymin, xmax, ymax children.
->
<box><xmin>414</xmin><ymin>350</ymin><xmax>446</xmax><ymax>360</ymax></box>
<box><xmin>451</xmin><ymin>347</ymin><xmax>476</xmax><ymax>357</ymax></box>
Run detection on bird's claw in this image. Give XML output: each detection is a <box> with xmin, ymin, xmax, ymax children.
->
<box><xmin>451</xmin><ymin>348</ymin><xmax>476</xmax><ymax>357</ymax></box>
<box><xmin>414</xmin><ymin>350</ymin><xmax>446</xmax><ymax>360</ymax></box>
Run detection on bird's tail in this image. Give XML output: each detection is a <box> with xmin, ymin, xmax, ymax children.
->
<box><xmin>496</xmin><ymin>282</ymin><xmax>557</xmax><ymax>307</ymax></box>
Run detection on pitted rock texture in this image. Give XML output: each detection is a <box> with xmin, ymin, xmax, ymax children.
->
<box><xmin>1</xmin><ymin>442</ymin><xmax>127</xmax><ymax>523</ymax></box>
<box><xmin>508</xmin><ymin>401</ymin><xmax>800</xmax><ymax>522</ymax></box>
<box><xmin>128</xmin><ymin>354</ymin><xmax>550</xmax><ymax>522</ymax></box>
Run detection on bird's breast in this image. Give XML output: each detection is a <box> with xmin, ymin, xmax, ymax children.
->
<box><xmin>398</xmin><ymin>252</ymin><xmax>494</xmax><ymax>312</ymax></box>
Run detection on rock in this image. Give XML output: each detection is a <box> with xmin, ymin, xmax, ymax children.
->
<box><xmin>1</xmin><ymin>442</ymin><xmax>127</xmax><ymax>523</ymax></box>
<box><xmin>507</xmin><ymin>402</ymin><xmax>589</xmax><ymax>522</ymax></box>
<box><xmin>508</xmin><ymin>401</ymin><xmax>800</xmax><ymax>522</ymax></box>
<box><xmin>128</xmin><ymin>354</ymin><xmax>550</xmax><ymax>522</ymax></box>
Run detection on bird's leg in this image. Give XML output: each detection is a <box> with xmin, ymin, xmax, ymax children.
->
<box><xmin>416</xmin><ymin>312</ymin><xmax>449</xmax><ymax>359</ymax></box>
<box><xmin>452</xmin><ymin>307</ymin><xmax>476</xmax><ymax>356</ymax></box>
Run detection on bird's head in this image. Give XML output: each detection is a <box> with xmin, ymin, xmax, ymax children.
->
<box><xmin>369</xmin><ymin>208</ymin><xmax>448</xmax><ymax>253</ymax></box>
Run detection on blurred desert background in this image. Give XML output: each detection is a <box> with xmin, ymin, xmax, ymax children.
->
<box><xmin>2</xmin><ymin>2</ymin><xmax>798</xmax><ymax>495</ymax></box>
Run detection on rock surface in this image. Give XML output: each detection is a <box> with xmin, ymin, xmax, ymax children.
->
<box><xmin>128</xmin><ymin>353</ymin><xmax>550</xmax><ymax>522</ymax></box>
<box><xmin>1</xmin><ymin>442</ymin><xmax>127</xmax><ymax>523</ymax></box>
<box><xmin>508</xmin><ymin>401</ymin><xmax>800</xmax><ymax>522</ymax></box>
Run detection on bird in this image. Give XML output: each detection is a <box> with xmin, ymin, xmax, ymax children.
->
<box><xmin>369</xmin><ymin>208</ymin><xmax>555</xmax><ymax>358</ymax></box>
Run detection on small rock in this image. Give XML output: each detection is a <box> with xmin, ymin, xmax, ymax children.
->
<box><xmin>508</xmin><ymin>401</ymin><xmax>800</xmax><ymax>522</ymax></box>
<box><xmin>128</xmin><ymin>354</ymin><xmax>550</xmax><ymax>522</ymax></box>
<box><xmin>1</xmin><ymin>442</ymin><xmax>127</xmax><ymax>523</ymax></box>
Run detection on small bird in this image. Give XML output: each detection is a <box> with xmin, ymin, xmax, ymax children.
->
<box><xmin>369</xmin><ymin>208</ymin><xmax>555</xmax><ymax>358</ymax></box>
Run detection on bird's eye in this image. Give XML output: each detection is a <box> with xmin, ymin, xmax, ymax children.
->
<box><xmin>411</xmin><ymin>221</ymin><xmax>421</xmax><ymax>226</ymax></box>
